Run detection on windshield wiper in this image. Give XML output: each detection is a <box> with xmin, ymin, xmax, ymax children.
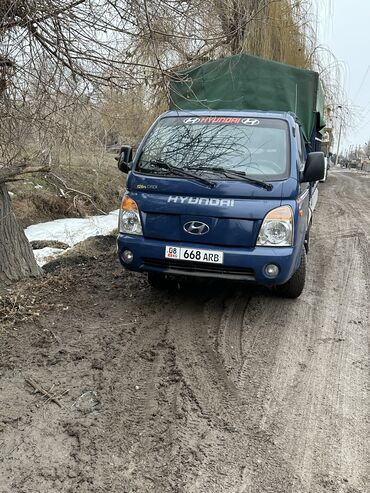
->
<box><xmin>185</xmin><ymin>166</ymin><xmax>273</xmax><ymax>191</ymax></box>
<box><xmin>140</xmin><ymin>160</ymin><xmax>215</xmax><ymax>188</ymax></box>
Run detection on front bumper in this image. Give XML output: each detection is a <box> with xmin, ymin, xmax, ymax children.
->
<box><xmin>117</xmin><ymin>235</ymin><xmax>302</xmax><ymax>286</ymax></box>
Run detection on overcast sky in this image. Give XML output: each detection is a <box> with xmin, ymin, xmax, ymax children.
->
<box><xmin>318</xmin><ymin>1</ymin><xmax>370</xmax><ymax>150</ymax></box>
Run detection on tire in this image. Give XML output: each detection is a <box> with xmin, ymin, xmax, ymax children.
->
<box><xmin>275</xmin><ymin>248</ymin><xmax>306</xmax><ymax>299</ymax></box>
<box><xmin>304</xmin><ymin>224</ymin><xmax>311</xmax><ymax>254</ymax></box>
<box><xmin>147</xmin><ymin>272</ymin><xmax>170</xmax><ymax>289</ymax></box>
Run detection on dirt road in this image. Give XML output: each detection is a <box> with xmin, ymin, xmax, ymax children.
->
<box><xmin>0</xmin><ymin>170</ymin><xmax>369</xmax><ymax>492</ymax></box>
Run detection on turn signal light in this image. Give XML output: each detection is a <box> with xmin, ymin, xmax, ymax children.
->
<box><xmin>121</xmin><ymin>195</ymin><xmax>139</xmax><ymax>211</ymax></box>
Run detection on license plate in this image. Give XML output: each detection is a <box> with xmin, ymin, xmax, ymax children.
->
<box><xmin>165</xmin><ymin>246</ymin><xmax>223</xmax><ymax>264</ymax></box>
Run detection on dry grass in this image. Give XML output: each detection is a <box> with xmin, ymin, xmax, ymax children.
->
<box><xmin>9</xmin><ymin>148</ymin><xmax>124</xmax><ymax>227</ymax></box>
<box><xmin>0</xmin><ymin>289</ymin><xmax>48</xmax><ymax>328</ymax></box>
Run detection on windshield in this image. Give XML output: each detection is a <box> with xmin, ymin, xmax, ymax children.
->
<box><xmin>136</xmin><ymin>116</ymin><xmax>290</xmax><ymax>181</ymax></box>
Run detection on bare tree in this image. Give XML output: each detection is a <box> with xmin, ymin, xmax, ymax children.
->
<box><xmin>0</xmin><ymin>0</ymin><xmax>146</xmax><ymax>284</ymax></box>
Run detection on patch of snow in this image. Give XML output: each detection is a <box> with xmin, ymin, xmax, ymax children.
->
<box><xmin>33</xmin><ymin>247</ymin><xmax>66</xmax><ymax>267</ymax></box>
<box><xmin>25</xmin><ymin>210</ymin><xmax>119</xmax><ymax>247</ymax></box>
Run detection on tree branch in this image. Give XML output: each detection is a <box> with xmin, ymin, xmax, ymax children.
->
<box><xmin>0</xmin><ymin>163</ymin><xmax>50</xmax><ymax>184</ymax></box>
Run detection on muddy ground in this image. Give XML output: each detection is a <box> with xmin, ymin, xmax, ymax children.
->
<box><xmin>0</xmin><ymin>170</ymin><xmax>369</xmax><ymax>493</ymax></box>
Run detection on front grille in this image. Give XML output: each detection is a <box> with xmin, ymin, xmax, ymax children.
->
<box><xmin>142</xmin><ymin>257</ymin><xmax>255</xmax><ymax>281</ymax></box>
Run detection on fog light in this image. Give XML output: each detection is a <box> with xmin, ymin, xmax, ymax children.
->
<box><xmin>264</xmin><ymin>263</ymin><xmax>279</xmax><ymax>279</ymax></box>
<box><xmin>122</xmin><ymin>250</ymin><xmax>134</xmax><ymax>264</ymax></box>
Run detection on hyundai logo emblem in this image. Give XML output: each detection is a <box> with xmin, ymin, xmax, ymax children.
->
<box><xmin>183</xmin><ymin>117</ymin><xmax>200</xmax><ymax>124</ymax></box>
<box><xmin>241</xmin><ymin>118</ymin><xmax>260</xmax><ymax>126</ymax></box>
<box><xmin>183</xmin><ymin>221</ymin><xmax>210</xmax><ymax>235</ymax></box>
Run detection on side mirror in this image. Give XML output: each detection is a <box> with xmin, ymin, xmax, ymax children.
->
<box><xmin>115</xmin><ymin>145</ymin><xmax>133</xmax><ymax>173</ymax></box>
<box><xmin>301</xmin><ymin>152</ymin><xmax>325</xmax><ymax>182</ymax></box>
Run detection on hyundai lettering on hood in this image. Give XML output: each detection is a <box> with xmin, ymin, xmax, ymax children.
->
<box><xmin>168</xmin><ymin>196</ymin><xmax>235</xmax><ymax>207</ymax></box>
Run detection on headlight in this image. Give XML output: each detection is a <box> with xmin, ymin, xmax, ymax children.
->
<box><xmin>256</xmin><ymin>205</ymin><xmax>293</xmax><ymax>246</ymax></box>
<box><xmin>119</xmin><ymin>195</ymin><xmax>143</xmax><ymax>235</ymax></box>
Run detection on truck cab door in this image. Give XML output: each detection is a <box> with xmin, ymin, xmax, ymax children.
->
<box><xmin>295</xmin><ymin>125</ymin><xmax>310</xmax><ymax>246</ymax></box>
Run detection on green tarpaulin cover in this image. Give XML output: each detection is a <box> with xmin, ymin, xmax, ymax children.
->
<box><xmin>170</xmin><ymin>54</ymin><xmax>325</xmax><ymax>143</ymax></box>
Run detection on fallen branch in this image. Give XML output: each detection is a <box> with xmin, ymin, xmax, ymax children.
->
<box><xmin>0</xmin><ymin>162</ymin><xmax>50</xmax><ymax>184</ymax></box>
<box><xmin>25</xmin><ymin>377</ymin><xmax>63</xmax><ymax>408</ymax></box>
<box><xmin>48</xmin><ymin>172</ymin><xmax>107</xmax><ymax>215</ymax></box>
<box><xmin>43</xmin><ymin>388</ymin><xmax>69</xmax><ymax>407</ymax></box>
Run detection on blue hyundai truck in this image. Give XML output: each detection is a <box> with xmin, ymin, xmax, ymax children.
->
<box><xmin>116</xmin><ymin>54</ymin><xmax>326</xmax><ymax>298</ymax></box>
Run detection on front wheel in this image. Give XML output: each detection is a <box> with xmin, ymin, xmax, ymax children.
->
<box><xmin>275</xmin><ymin>248</ymin><xmax>306</xmax><ymax>299</ymax></box>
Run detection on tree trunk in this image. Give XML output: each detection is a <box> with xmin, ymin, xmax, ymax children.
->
<box><xmin>0</xmin><ymin>183</ymin><xmax>42</xmax><ymax>285</ymax></box>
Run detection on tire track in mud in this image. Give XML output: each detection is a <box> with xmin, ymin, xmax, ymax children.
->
<box><xmin>60</xmin><ymin>288</ymin><xmax>180</xmax><ymax>493</ymax></box>
<box><xmin>163</xmin><ymin>292</ymin><xmax>302</xmax><ymax>492</ymax></box>
<box><xmin>167</xmin><ymin>294</ymin><xmax>249</xmax><ymax>492</ymax></box>
<box><xmin>318</xmin><ymin>173</ymin><xmax>370</xmax><ymax>491</ymax></box>
<box><xmin>214</xmin><ymin>291</ymin><xmax>251</xmax><ymax>378</ymax></box>
<box><xmin>248</xmin><ymin>172</ymin><xmax>370</xmax><ymax>493</ymax></box>
<box><xmin>267</xmin><ymin>245</ymin><xmax>366</xmax><ymax>492</ymax></box>
<box><xmin>170</xmin><ymin>294</ymin><xmax>242</xmax><ymax>418</ymax></box>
